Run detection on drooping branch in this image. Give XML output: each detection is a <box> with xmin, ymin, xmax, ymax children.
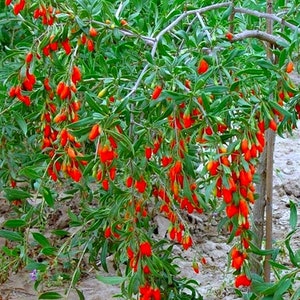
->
<box><xmin>119</xmin><ymin>29</ymin><xmax>156</xmax><ymax>46</ymax></box>
<box><xmin>232</xmin><ymin>30</ymin><xmax>286</xmax><ymax>47</ymax></box>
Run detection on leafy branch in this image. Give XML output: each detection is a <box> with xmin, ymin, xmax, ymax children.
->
<box><xmin>121</xmin><ymin>3</ymin><xmax>299</xmax><ymax>99</ymax></box>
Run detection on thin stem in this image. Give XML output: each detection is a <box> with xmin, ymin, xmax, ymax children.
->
<box><xmin>65</xmin><ymin>237</ymin><xmax>92</xmax><ymax>298</ymax></box>
<box><xmin>234</xmin><ymin>7</ymin><xmax>300</xmax><ymax>33</ymax></box>
<box><xmin>232</xmin><ymin>30</ymin><xmax>286</xmax><ymax>47</ymax></box>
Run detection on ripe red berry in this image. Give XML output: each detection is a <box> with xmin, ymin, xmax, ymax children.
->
<box><xmin>269</xmin><ymin>119</ymin><xmax>277</xmax><ymax>131</ymax></box>
<box><xmin>286</xmin><ymin>61</ymin><xmax>294</xmax><ymax>73</ymax></box>
<box><xmin>89</xmin><ymin>27</ymin><xmax>98</xmax><ymax>37</ymax></box>
<box><xmin>86</xmin><ymin>39</ymin><xmax>94</xmax><ymax>52</ymax></box>
<box><xmin>25</xmin><ymin>52</ymin><xmax>33</xmax><ymax>64</ymax></box>
<box><xmin>145</xmin><ymin>146</ymin><xmax>152</xmax><ymax>160</ymax></box>
<box><xmin>235</xmin><ymin>274</ymin><xmax>251</xmax><ymax>288</ymax></box>
<box><xmin>88</xmin><ymin>124</ymin><xmax>100</xmax><ymax>141</ymax></box>
<box><xmin>151</xmin><ymin>85</ymin><xmax>162</xmax><ymax>100</ymax></box>
<box><xmin>241</xmin><ymin>139</ymin><xmax>248</xmax><ymax>153</ymax></box>
<box><xmin>102</xmin><ymin>179</ymin><xmax>109</xmax><ymax>191</ymax></box>
<box><xmin>71</xmin><ymin>66</ymin><xmax>81</xmax><ymax>85</ymax></box>
<box><xmin>61</xmin><ymin>38</ymin><xmax>72</xmax><ymax>55</ymax></box>
<box><xmin>104</xmin><ymin>226</ymin><xmax>111</xmax><ymax>238</ymax></box>
<box><xmin>126</xmin><ymin>176</ymin><xmax>133</xmax><ymax>188</ymax></box>
<box><xmin>197</xmin><ymin>59</ymin><xmax>209</xmax><ymax>74</ymax></box>
<box><xmin>140</xmin><ymin>241</ymin><xmax>152</xmax><ymax>256</ymax></box>
<box><xmin>225</xmin><ymin>32</ymin><xmax>233</xmax><ymax>41</ymax></box>
<box><xmin>120</xmin><ymin>19</ymin><xmax>128</xmax><ymax>26</ymax></box>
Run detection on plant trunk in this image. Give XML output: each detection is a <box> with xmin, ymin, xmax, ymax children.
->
<box><xmin>251</xmin><ymin>0</ymin><xmax>275</xmax><ymax>281</ymax></box>
<box><xmin>264</xmin><ymin>129</ymin><xmax>275</xmax><ymax>282</ymax></box>
<box><xmin>251</xmin><ymin>150</ymin><xmax>266</xmax><ymax>275</ymax></box>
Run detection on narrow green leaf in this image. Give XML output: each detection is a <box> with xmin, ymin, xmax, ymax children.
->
<box><xmin>268</xmin><ymin>100</ymin><xmax>291</xmax><ymax>118</ymax></box>
<box><xmin>26</xmin><ymin>262</ymin><xmax>48</xmax><ymax>272</ymax></box>
<box><xmin>0</xmin><ymin>229</ymin><xmax>23</xmax><ymax>242</ymax></box>
<box><xmin>3</xmin><ymin>219</ymin><xmax>26</xmax><ymax>228</ymax></box>
<box><xmin>15</xmin><ymin>112</ymin><xmax>27</xmax><ymax>136</ymax></box>
<box><xmin>19</xmin><ymin>167</ymin><xmax>40</xmax><ymax>179</ymax></box>
<box><xmin>96</xmin><ymin>275</ymin><xmax>126</xmax><ymax>285</ymax></box>
<box><xmin>289</xmin><ymin>200</ymin><xmax>297</xmax><ymax>230</ymax></box>
<box><xmin>32</xmin><ymin>232</ymin><xmax>51</xmax><ymax>248</ymax></box>
<box><xmin>75</xmin><ymin>288</ymin><xmax>85</xmax><ymax>300</ymax></box>
<box><xmin>249</xmin><ymin>241</ymin><xmax>275</xmax><ymax>256</ymax></box>
<box><xmin>221</xmin><ymin>6</ymin><xmax>233</xmax><ymax>20</ymax></box>
<box><xmin>51</xmin><ymin>230</ymin><xmax>69</xmax><ymax>237</ymax></box>
<box><xmin>236</xmin><ymin>69</ymin><xmax>264</xmax><ymax>76</ymax></box>
<box><xmin>41</xmin><ymin>247</ymin><xmax>57</xmax><ymax>256</ymax></box>
<box><xmin>4</xmin><ymin>188</ymin><xmax>31</xmax><ymax>200</ymax></box>
<box><xmin>106</xmin><ymin>129</ymin><xmax>134</xmax><ymax>156</ymax></box>
<box><xmin>42</xmin><ymin>187</ymin><xmax>54</xmax><ymax>208</ymax></box>
<box><xmin>38</xmin><ymin>292</ymin><xmax>63</xmax><ymax>299</ymax></box>
<box><xmin>285</xmin><ymin>234</ymin><xmax>299</xmax><ymax>267</ymax></box>
<box><xmin>101</xmin><ymin>239</ymin><xmax>109</xmax><ymax>272</ymax></box>
<box><xmin>85</xmin><ymin>92</ymin><xmax>104</xmax><ymax>114</ymax></box>
<box><xmin>273</xmin><ymin>278</ymin><xmax>291</xmax><ymax>299</ymax></box>
<box><xmin>291</xmin><ymin>286</ymin><xmax>300</xmax><ymax>300</ymax></box>
<box><xmin>268</xmin><ymin>260</ymin><xmax>289</xmax><ymax>270</ymax></box>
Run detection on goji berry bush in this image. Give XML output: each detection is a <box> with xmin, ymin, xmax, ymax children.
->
<box><xmin>1</xmin><ymin>0</ymin><xmax>300</xmax><ymax>299</ymax></box>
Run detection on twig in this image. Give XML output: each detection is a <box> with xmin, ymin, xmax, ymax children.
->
<box><xmin>234</xmin><ymin>7</ymin><xmax>300</xmax><ymax>33</ymax></box>
<box><xmin>151</xmin><ymin>2</ymin><xmax>232</xmax><ymax>56</ymax></box>
<box><xmin>119</xmin><ymin>29</ymin><xmax>155</xmax><ymax>46</ymax></box>
<box><xmin>229</xmin><ymin>0</ymin><xmax>236</xmax><ymax>33</ymax></box>
<box><xmin>232</xmin><ymin>30</ymin><xmax>286</xmax><ymax>47</ymax></box>
<box><xmin>115</xmin><ymin>2</ymin><xmax>124</xmax><ymax>19</ymax></box>
<box><xmin>196</xmin><ymin>13</ymin><xmax>212</xmax><ymax>44</ymax></box>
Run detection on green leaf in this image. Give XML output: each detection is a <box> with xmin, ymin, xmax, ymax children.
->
<box><xmin>41</xmin><ymin>247</ymin><xmax>57</xmax><ymax>256</ymax></box>
<box><xmin>4</xmin><ymin>188</ymin><xmax>31</xmax><ymax>200</ymax></box>
<box><xmin>42</xmin><ymin>187</ymin><xmax>54</xmax><ymax>208</ymax></box>
<box><xmin>285</xmin><ymin>232</ymin><xmax>299</xmax><ymax>267</ymax></box>
<box><xmin>26</xmin><ymin>262</ymin><xmax>48</xmax><ymax>272</ymax></box>
<box><xmin>221</xmin><ymin>5</ymin><xmax>233</xmax><ymax>20</ymax></box>
<box><xmin>32</xmin><ymin>232</ymin><xmax>51</xmax><ymax>248</ymax></box>
<box><xmin>15</xmin><ymin>112</ymin><xmax>27</xmax><ymax>136</ymax></box>
<box><xmin>106</xmin><ymin>129</ymin><xmax>134</xmax><ymax>156</ymax></box>
<box><xmin>96</xmin><ymin>275</ymin><xmax>126</xmax><ymax>285</ymax></box>
<box><xmin>291</xmin><ymin>286</ymin><xmax>300</xmax><ymax>300</ymax></box>
<box><xmin>268</xmin><ymin>260</ymin><xmax>289</xmax><ymax>270</ymax></box>
<box><xmin>289</xmin><ymin>200</ymin><xmax>297</xmax><ymax>230</ymax></box>
<box><xmin>101</xmin><ymin>239</ymin><xmax>109</xmax><ymax>272</ymax></box>
<box><xmin>51</xmin><ymin>230</ymin><xmax>69</xmax><ymax>237</ymax></box>
<box><xmin>19</xmin><ymin>167</ymin><xmax>40</xmax><ymax>179</ymax></box>
<box><xmin>256</xmin><ymin>59</ymin><xmax>277</xmax><ymax>71</ymax></box>
<box><xmin>236</xmin><ymin>69</ymin><xmax>264</xmax><ymax>76</ymax></box>
<box><xmin>75</xmin><ymin>288</ymin><xmax>85</xmax><ymax>300</ymax></box>
<box><xmin>273</xmin><ymin>278</ymin><xmax>291</xmax><ymax>299</ymax></box>
<box><xmin>85</xmin><ymin>92</ymin><xmax>105</xmax><ymax>114</ymax></box>
<box><xmin>249</xmin><ymin>241</ymin><xmax>275</xmax><ymax>256</ymax></box>
<box><xmin>268</xmin><ymin>100</ymin><xmax>291</xmax><ymax>118</ymax></box>
<box><xmin>0</xmin><ymin>229</ymin><xmax>23</xmax><ymax>242</ymax></box>
<box><xmin>3</xmin><ymin>219</ymin><xmax>26</xmax><ymax>228</ymax></box>
<box><xmin>38</xmin><ymin>292</ymin><xmax>63</xmax><ymax>299</ymax></box>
